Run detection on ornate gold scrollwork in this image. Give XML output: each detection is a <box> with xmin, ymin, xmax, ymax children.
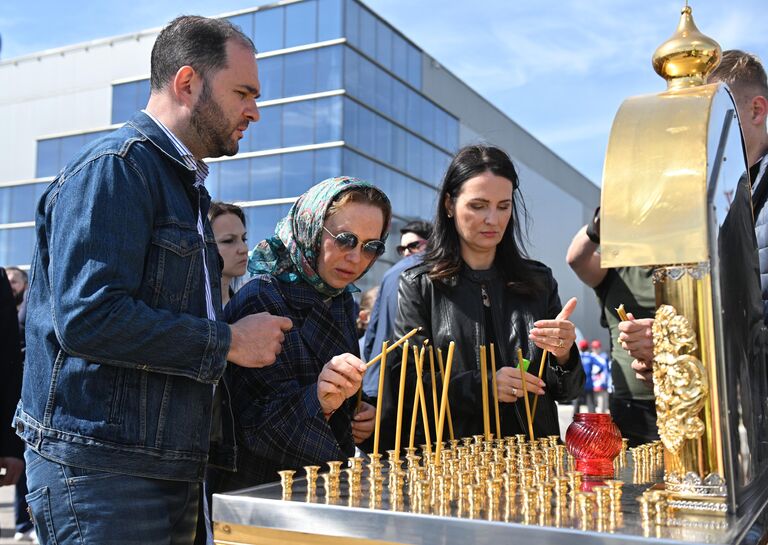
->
<box><xmin>652</xmin><ymin>305</ymin><xmax>709</xmax><ymax>458</ymax></box>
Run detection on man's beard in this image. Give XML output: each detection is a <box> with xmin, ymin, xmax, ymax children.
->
<box><xmin>13</xmin><ymin>290</ymin><xmax>23</xmax><ymax>306</ymax></box>
<box><xmin>191</xmin><ymin>78</ymin><xmax>239</xmax><ymax>158</ymax></box>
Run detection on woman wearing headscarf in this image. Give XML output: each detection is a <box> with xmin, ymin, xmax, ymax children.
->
<box><xmin>215</xmin><ymin>177</ymin><xmax>391</xmax><ymax>490</ymax></box>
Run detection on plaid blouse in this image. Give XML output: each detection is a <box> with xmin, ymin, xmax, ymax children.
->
<box><xmin>219</xmin><ymin>274</ymin><xmax>359</xmax><ymax>488</ymax></box>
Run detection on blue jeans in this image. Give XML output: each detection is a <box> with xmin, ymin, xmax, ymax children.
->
<box><xmin>24</xmin><ymin>450</ymin><xmax>199</xmax><ymax>545</ymax></box>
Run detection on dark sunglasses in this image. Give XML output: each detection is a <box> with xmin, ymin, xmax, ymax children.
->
<box><xmin>323</xmin><ymin>226</ymin><xmax>386</xmax><ymax>257</ymax></box>
<box><xmin>396</xmin><ymin>240</ymin><xmax>426</xmax><ymax>256</ymax></box>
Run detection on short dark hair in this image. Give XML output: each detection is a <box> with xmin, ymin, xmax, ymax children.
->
<box><xmin>710</xmin><ymin>50</ymin><xmax>768</xmax><ymax>101</ymax></box>
<box><xmin>400</xmin><ymin>220</ymin><xmax>432</xmax><ymax>240</ymax></box>
<box><xmin>150</xmin><ymin>15</ymin><xmax>256</xmax><ymax>92</ymax></box>
<box><xmin>208</xmin><ymin>201</ymin><xmax>246</xmax><ymax>228</ymax></box>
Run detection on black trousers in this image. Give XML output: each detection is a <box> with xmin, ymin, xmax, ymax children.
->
<box><xmin>609</xmin><ymin>396</ymin><xmax>659</xmax><ymax>448</ymax></box>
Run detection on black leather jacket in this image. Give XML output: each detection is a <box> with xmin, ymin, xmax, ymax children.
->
<box><xmin>392</xmin><ymin>260</ymin><xmax>584</xmax><ymax>442</ymax></box>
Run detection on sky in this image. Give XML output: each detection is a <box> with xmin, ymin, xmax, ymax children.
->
<box><xmin>2</xmin><ymin>0</ymin><xmax>766</xmax><ymax>186</ymax></box>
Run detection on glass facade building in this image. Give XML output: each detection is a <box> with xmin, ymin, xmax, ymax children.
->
<box><xmin>1</xmin><ymin>0</ymin><xmax>459</xmax><ymax>291</ymax></box>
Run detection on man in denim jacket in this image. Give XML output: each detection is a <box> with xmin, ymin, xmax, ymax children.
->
<box><xmin>14</xmin><ymin>16</ymin><xmax>292</xmax><ymax>544</ymax></box>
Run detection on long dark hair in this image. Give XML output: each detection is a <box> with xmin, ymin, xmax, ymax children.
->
<box><xmin>424</xmin><ymin>144</ymin><xmax>545</xmax><ymax>294</ymax></box>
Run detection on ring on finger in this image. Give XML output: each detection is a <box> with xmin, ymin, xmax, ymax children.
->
<box><xmin>558</xmin><ymin>339</ymin><xmax>564</xmax><ymax>348</ymax></box>
<box><xmin>512</xmin><ymin>387</ymin><xmax>517</xmax><ymax>397</ymax></box>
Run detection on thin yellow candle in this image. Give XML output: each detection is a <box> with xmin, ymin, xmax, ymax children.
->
<box><xmin>372</xmin><ymin>341</ymin><xmax>388</xmax><ymax>457</ymax></box>
<box><xmin>489</xmin><ymin>343</ymin><xmax>501</xmax><ymax>442</ymax></box>
<box><xmin>393</xmin><ymin>340</ymin><xmax>409</xmax><ymax>462</ymax></box>
<box><xmin>436</xmin><ymin>348</ymin><xmax>454</xmax><ymax>441</ymax></box>
<box><xmin>616</xmin><ymin>303</ymin><xmax>630</xmax><ymax>322</ymax></box>
<box><xmin>408</xmin><ymin>370</ymin><xmax>419</xmax><ymax>448</ymax></box>
<box><xmin>479</xmin><ymin>345</ymin><xmax>491</xmax><ymax>441</ymax></box>
<box><xmin>364</xmin><ymin>327</ymin><xmax>420</xmax><ymax>370</ymax></box>
<box><xmin>434</xmin><ymin>341</ymin><xmax>455</xmax><ymax>466</ymax></box>
<box><xmin>413</xmin><ymin>345</ymin><xmax>432</xmax><ymax>457</ymax></box>
<box><xmin>530</xmin><ymin>349</ymin><xmax>548</xmax><ymax>422</ymax></box>
<box><xmin>517</xmin><ymin>348</ymin><xmax>535</xmax><ymax>442</ymax></box>
<box><xmin>427</xmin><ymin>345</ymin><xmax>439</xmax><ymax>423</ymax></box>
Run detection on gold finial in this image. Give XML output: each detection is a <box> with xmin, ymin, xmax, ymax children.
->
<box><xmin>652</xmin><ymin>4</ymin><xmax>721</xmax><ymax>89</ymax></box>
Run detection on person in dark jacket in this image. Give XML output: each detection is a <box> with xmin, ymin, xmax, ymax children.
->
<box><xmin>216</xmin><ymin>177</ymin><xmax>391</xmax><ymax>490</ymax></box>
<box><xmin>0</xmin><ymin>268</ymin><xmax>24</xmax><ymax>488</ymax></box>
<box><xmin>394</xmin><ymin>145</ymin><xmax>584</xmax><ymax>443</ymax></box>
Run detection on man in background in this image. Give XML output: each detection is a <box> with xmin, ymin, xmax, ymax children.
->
<box><xmin>567</xmin><ymin>209</ymin><xmax>658</xmax><ymax>446</ymax></box>
<box><xmin>0</xmin><ymin>268</ymin><xmax>24</xmax><ymax>537</ymax></box>
<box><xmin>362</xmin><ymin>220</ymin><xmax>432</xmax><ymax>395</ymax></box>
<box><xmin>4</xmin><ymin>266</ymin><xmax>34</xmax><ymax>541</ymax></box>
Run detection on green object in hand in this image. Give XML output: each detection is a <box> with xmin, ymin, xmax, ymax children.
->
<box><xmin>518</xmin><ymin>358</ymin><xmax>530</xmax><ymax>372</ymax></box>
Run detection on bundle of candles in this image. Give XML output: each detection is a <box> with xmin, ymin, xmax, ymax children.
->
<box><xmin>276</xmin><ymin>329</ymin><xmax>671</xmax><ymax>530</ymax></box>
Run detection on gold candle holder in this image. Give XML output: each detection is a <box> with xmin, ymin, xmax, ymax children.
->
<box><xmin>604</xmin><ymin>479</ymin><xmax>623</xmax><ymax>512</ymax></box>
<box><xmin>578</xmin><ymin>491</ymin><xmax>596</xmax><ymax>526</ymax></box>
<box><xmin>567</xmin><ymin>470</ymin><xmax>583</xmax><ymax>495</ymax></box>
<box><xmin>638</xmin><ymin>491</ymin><xmax>654</xmax><ymax>522</ymax></box>
<box><xmin>650</xmin><ymin>490</ymin><xmax>669</xmax><ymax>526</ymax></box>
<box><xmin>304</xmin><ymin>465</ymin><xmax>320</xmax><ymax>497</ymax></box>
<box><xmin>278</xmin><ymin>470</ymin><xmax>295</xmax><ymax>500</ymax></box>
<box><xmin>534</xmin><ymin>463</ymin><xmax>551</xmax><ymax>485</ymax></box>
<box><xmin>368</xmin><ymin>453</ymin><xmax>382</xmax><ymax>480</ymax></box>
<box><xmin>593</xmin><ymin>485</ymin><xmax>611</xmax><ymax>521</ymax></box>
<box><xmin>537</xmin><ymin>482</ymin><xmax>553</xmax><ymax>513</ymax></box>
<box><xmin>344</xmin><ymin>467</ymin><xmax>360</xmax><ymax>497</ymax></box>
<box><xmin>521</xmin><ymin>487</ymin><xmax>537</xmax><ymax>515</ymax></box>
<box><xmin>553</xmin><ymin>477</ymin><xmax>569</xmax><ymax>509</ymax></box>
<box><xmin>321</xmin><ymin>472</ymin><xmax>340</xmax><ymax>500</ymax></box>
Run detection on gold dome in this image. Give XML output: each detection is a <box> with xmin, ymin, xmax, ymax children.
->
<box><xmin>652</xmin><ymin>5</ymin><xmax>721</xmax><ymax>89</ymax></box>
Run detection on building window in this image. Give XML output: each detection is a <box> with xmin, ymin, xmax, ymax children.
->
<box><xmin>253</xmin><ymin>8</ymin><xmax>284</xmax><ymax>53</ymax></box>
<box><xmin>258</xmin><ymin>56</ymin><xmax>284</xmax><ymax>102</ymax></box>
<box><xmin>250</xmin><ymin>104</ymin><xmax>283</xmax><ymax>152</ymax></box>
<box><xmin>342</xmin><ymin>97</ymin><xmax>450</xmax><ymax>187</ymax></box>
<box><xmin>283</xmin><ymin>50</ymin><xmax>316</xmax><ymax>98</ymax></box>
<box><xmin>342</xmin><ymin>46</ymin><xmax>456</xmax><ymax>152</ymax></box>
<box><xmin>242</xmin><ymin>203</ymin><xmax>293</xmax><ymax>246</ymax></box>
<box><xmin>318</xmin><ymin>0</ymin><xmax>343</xmax><ymax>42</ymax></box>
<box><xmin>282</xmin><ymin>150</ymin><xmax>315</xmax><ymax>197</ymax></box>
<box><xmin>0</xmin><ymin>183</ymin><xmax>47</xmax><ymax>224</ymax></box>
<box><xmin>227</xmin><ymin>13</ymin><xmax>254</xmax><ymax>43</ymax></box>
<box><xmin>111</xmin><ymin>80</ymin><xmax>150</xmax><ymax>124</ymax></box>
<box><xmin>285</xmin><ymin>1</ymin><xmax>317</xmax><ymax>48</ymax></box>
<box><xmin>217</xmin><ymin>158</ymin><xmax>251</xmax><ymax>203</ymax></box>
<box><xmin>249</xmin><ymin>155</ymin><xmax>283</xmax><ymax>200</ymax></box>
<box><xmin>283</xmin><ymin>101</ymin><xmax>315</xmax><ymax>148</ymax></box>
<box><xmin>0</xmin><ymin>226</ymin><xmax>35</xmax><ymax>267</ymax></box>
<box><xmin>341</xmin><ymin>148</ymin><xmax>437</xmax><ymax>224</ymax></box>
<box><xmin>35</xmin><ymin>130</ymin><xmax>114</xmax><ymax>179</ymax></box>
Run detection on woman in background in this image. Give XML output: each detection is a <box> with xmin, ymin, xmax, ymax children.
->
<box><xmin>208</xmin><ymin>202</ymin><xmax>249</xmax><ymax>307</ymax></box>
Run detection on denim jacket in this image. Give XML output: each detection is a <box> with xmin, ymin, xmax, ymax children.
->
<box><xmin>14</xmin><ymin>111</ymin><xmax>232</xmax><ymax>482</ymax></box>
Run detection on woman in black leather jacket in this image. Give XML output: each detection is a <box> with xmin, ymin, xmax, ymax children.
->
<box><xmin>393</xmin><ymin>145</ymin><xmax>585</xmax><ymax>442</ymax></box>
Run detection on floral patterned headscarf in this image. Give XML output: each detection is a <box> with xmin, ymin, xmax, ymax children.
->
<box><xmin>247</xmin><ymin>176</ymin><xmax>391</xmax><ymax>297</ymax></box>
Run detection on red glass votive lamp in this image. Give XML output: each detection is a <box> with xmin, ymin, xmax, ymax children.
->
<box><xmin>565</xmin><ymin>413</ymin><xmax>622</xmax><ymax>478</ymax></box>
